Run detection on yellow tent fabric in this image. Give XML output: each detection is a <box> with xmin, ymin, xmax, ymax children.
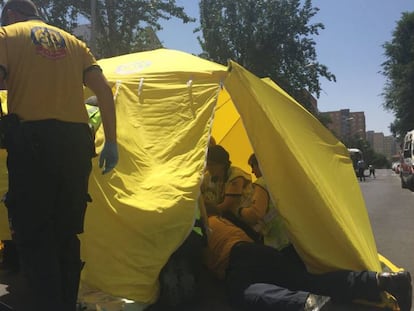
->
<box><xmin>0</xmin><ymin>91</ymin><xmax>10</xmax><ymax>240</ymax></box>
<box><xmin>224</xmin><ymin>61</ymin><xmax>381</xmax><ymax>273</ymax></box>
<box><xmin>80</xmin><ymin>49</ymin><xmax>227</xmax><ymax>303</ymax></box>
<box><xmin>80</xmin><ymin>49</ymin><xmax>384</xmax><ymax>303</ymax></box>
<box><xmin>0</xmin><ymin>49</ymin><xmax>397</xmax><ymax>304</ymax></box>
<box><xmin>210</xmin><ymin>87</ymin><xmax>253</xmax><ymax>173</ymax></box>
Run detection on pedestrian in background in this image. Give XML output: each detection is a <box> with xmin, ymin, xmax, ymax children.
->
<box><xmin>369</xmin><ymin>164</ymin><xmax>376</xmax><ymax>178</ymax></box>
<box><xmin>0</xmin><ymin>1</ymin><xmax>118</xmax><ymax>310</ymax></box>
<box><xmin>357</xmin><ymin>158</ymin><xmax>366</xmax><ymax>182</ymax></box>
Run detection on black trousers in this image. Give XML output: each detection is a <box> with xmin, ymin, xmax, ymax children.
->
<box><xmin>5</xmin><ymin>119</ymin><xmax>94</xmax><ymax>311</ymax></box>
<box><xmin>157</xmin><ymin>230</ymin><xmax>205</xmax><ymax>309</ymax></box>
<box><xmin>225</xmin><ymin>242</ymin><xmax>381</xmax><ymax>311</ymax></box>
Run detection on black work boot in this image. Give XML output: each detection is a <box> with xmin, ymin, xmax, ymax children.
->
<box><xmin>377</xmin><ymin>271</ymin><xmax>412</xmax><ymax>311</ymax></box>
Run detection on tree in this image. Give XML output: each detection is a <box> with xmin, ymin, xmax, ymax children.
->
<box><xmin>197</xmin><ymin>0</ymin><xmax>335</xmax><ymax>113</ymax></box>
<box><xmin>381</xmin><ymin>12</ymin><xmax>414</xmax><ymax>140</ymax></box>
<box><xmin>0</xmin><ymin>0</ymin><xmax>195</xmax><ymax>58</ymax></box>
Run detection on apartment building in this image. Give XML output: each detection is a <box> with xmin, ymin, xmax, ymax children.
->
<box><xmin>322</xmin><ymin>109</ymin><xmax>366</xmax><ymax>141</ymax></box>
<box><xmin>366</xmin><ymin>130</ymin><xmax>399</xmax><ymax>161</ymax></box>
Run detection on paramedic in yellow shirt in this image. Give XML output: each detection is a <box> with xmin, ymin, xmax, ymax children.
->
<box><xmin>0</xmin><ymin>1</ymin><xmax>117</xmax><ymax>310</ymax></box>
<box><xmin>201</xmin><ymin>144</ymin><xmax>252</xmax><ymax>216</ymax></box>
<box><xmin>236</xmin><ymin>153</ymin><xmax>290</xmax><ymax>250</ymax></box>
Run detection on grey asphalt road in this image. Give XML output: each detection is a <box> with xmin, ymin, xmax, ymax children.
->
<box><xmin>0</xmin><ymin>169</ymin><xmax>412</xmax><ymax>311</ymax></box>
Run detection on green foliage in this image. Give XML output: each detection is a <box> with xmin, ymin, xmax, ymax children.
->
<box><xmin>83</xmin><ymin>0</ymin><xmax>195</xmax><ymax>58</ymax></box>
<box><xmin>315</xmin><ymin>111</ymin><xmax>332</xmax><ymax>127</ymax></box>
<box><xmin>0</xmin><ymin>0</ymin><xmax>195</xmax><ymax>58</ymax></box>
<box><xmin>381</xmin><ymin>11</ymin><xmax>414</xmax><ymax>140</ymax></box>
<box><xmin>0</xmin><ymin>0</ymin><xmax>80</xmax><ymax>30</ymax></box>
<box><xmin>197</xmin><ymin>0</ymin><xmax>336</xmax><ymax>112</ymax></box>
<box><xmin>372</xmin><ymin>153</ymin><xmax>391</xmax><ymax>169</ymax></box>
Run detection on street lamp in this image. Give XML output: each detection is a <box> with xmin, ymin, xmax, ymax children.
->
<box><xmin>342</xmin><ymin>116</ymin><xmax>354</xmax><ymax>142</ymax></box>
<box><xmin>90</xmin><ymin>0</ymin><xmax>97</xmax><ymax>53</ymax></box>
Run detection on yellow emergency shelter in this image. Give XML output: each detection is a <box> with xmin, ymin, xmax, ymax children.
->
<box><xmin>0</xmin><ymin>91</ymin><xmax>9</xmax><ymax>240</ymax></box>
<box><xmin>0</xmin><ymin>49</ymin><xmax>402</xmax><ymax>307</ymax></box>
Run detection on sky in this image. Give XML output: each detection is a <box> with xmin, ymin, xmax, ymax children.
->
<box><xmin>158</xmin><ymin>0</ymin><xmax>414</xmax><ymax>136</ymax></box>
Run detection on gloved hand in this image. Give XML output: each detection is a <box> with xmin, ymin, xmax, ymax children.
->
<box><xmin>99</xmin><ymin>141</ymin><xmax>118</xmax><ymax>174</ymax></box>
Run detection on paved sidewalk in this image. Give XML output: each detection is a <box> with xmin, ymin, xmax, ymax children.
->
<box><xmin>0</xmin><ymin>269</ymin><xmax>34</xmax><ymax>310</ymax></box>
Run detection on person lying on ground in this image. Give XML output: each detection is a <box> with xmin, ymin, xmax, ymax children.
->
<box><xmin>204</xmin><ymin>215</ymin><xmax>412</xmax><ymax>311</ymax></box>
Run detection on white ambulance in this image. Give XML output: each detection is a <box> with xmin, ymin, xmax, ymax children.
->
<box><xmin>400</xmin><ymin>129</ymin><xmax>414</xmax><ymax>191</ymax></box>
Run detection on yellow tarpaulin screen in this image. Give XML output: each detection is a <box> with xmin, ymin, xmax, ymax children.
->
<box><xmin>80</xmin><ymin>49</ymin><xmax>227</xmax><ymax>303</ymax></box>
<box><xmin>0</xmin><ymin>49</ymin><xmax>395</xmax><ymax>304</ymax></box>
<box><xmin>224</xmin><ymin>61</ymin><xmax>381</xmax><ymax>273</ymax></box>
<box><xmin>0</xmin><ymin>91</ymin><xmax>10</xmax><ymax>240</ymax></box>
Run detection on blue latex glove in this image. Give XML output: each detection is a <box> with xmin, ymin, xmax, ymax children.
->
<box><xmin>99</xmin><ymin>141</ymin><xmax>118</xmax><ymax>174</ymax></box>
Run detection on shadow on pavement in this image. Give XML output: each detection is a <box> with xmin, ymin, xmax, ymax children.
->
<box><xmin>0</xmin><ymin>269</ymin><xmax>34</xmax><ymax>310</ymax></box>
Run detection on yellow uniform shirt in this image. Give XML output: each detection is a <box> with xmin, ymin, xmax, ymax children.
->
<box><xmin>204</xmin><ymin>216</ymin><xmax>253</xmax><ymax>280</ymax></box>
<box><xmin>201</xmin><ymin>166</ymin><xmax>253</xmax><ymax>209</ymax></box>
<box><xmin>252</xmin><ymin>177</ymin><xmax>290</xmax><ymax>250</ymax></box>
<box><xmin>0</xmin><ymin>19</ymin><xmax>98</xmax><ymax>123</ymax></box>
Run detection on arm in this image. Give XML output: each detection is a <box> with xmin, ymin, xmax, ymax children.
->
<box><xmin>239</xmin><ymin>184</ymin><xmax>269</xmax><ymax>225</ymax></box>
<box><xmin>84</xmin><ymin>68</ymin><xmax>118</xmax><ymax>174</ymax></box>
<box><xmin>200</xmin><ymin>174</ymin><xmax>221</xmax><ymax>216</ymax></box>
<box><xmin>84</xmin><ymin>68</ymin><xmax>116</xmax><ymax>143</ymax></box>
<box><xmin>198</xmin><ymin>195</ymin><xmax>211</xmax><ymax>239</ymax></box>
<box><xmin>216</xmin><ymin>176</ymin><xmax>245</xmax><ymax>213</ymax></box>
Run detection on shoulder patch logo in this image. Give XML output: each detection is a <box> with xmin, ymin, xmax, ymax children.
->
<box><xmin>31</xmin><ymin>27</ymin><xmax>67</xmax><ymax>59</ymax></box>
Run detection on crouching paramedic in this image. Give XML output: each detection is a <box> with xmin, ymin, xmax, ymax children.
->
<box><xmin>234</xmin><ymin>153</ymin><xmax>290</xmax><ymax>250</ymax></box>
<box><xmin>201</xmin><ymin>145</ymin><xmax>262</xmax><ymax>242</ymax></box>
<box><xmin>0</xmin><ymin>1</ymin><xmax>118</xmax><ymax>310</ymax></box>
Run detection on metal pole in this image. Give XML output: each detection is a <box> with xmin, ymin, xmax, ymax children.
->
<box><xmin>90</xmin><ymin>0</ymin><xmax>97</xmax><ymax>53</ymax></box>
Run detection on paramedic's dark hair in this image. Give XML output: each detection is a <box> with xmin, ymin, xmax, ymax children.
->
<box><xmin>1</xmin><ymin>0</ymin><xmax>40</xmax><ymax>26</ymax></box>
<box><xmin>248</xmin><ymin>153</ymin><xmax>258</xmax><ymax>167</ymax></box>
<box><xmin>207</xmin><ymin>145</ymin><xmax>231</xmax><ymax>167</ymax></box>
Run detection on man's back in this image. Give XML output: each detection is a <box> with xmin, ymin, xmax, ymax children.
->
<box><xmin>0</xmin><ymin>19</ymin><xmax>95</xmax><ymax>123</ymax></box>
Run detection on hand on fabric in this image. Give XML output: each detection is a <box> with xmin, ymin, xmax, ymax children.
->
<box><xmin>99</xmin><ymin>141</ymin><xmax>118</xmax><ymax>174</ymax></box>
